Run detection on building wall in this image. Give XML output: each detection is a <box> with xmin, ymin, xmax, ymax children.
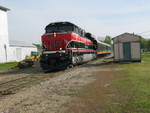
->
<box><xmin>131</xmin><ymin>42</ymin><xmax>141</xmax><ymax>60</ymax></box>
<box><xmin>9</xmin><ymin>46</ymin><xmax>37</xmax><ymax>62</ymax></box>
<box><xmin>0</xmin><ymin>9</ymin><xmax>10</xmax><ymax>63</ymax></box>
<box><xmin>114</xmin><ymin>43</ymin><xmax>123</xmax><ymax>61</ymax></box>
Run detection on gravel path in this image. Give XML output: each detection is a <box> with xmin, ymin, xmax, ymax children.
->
<box><xmin>0</xmin><ymin>59</ymin><xmax>105</xmax><ymax>113</ymax></box>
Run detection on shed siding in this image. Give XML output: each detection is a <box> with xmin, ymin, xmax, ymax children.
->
<box><xmin>131</xmin><ymin>43</ymin><xmax>141</xmax><ymax>60</ymax></box>
<box><xmin>114</xmin><ymin>43</ymin><xmax>123</xmax><ymax>61</ymax></box>
<box><xmin>114</xmin><ymin>44</ymin><xmax>118</xmax><ymax>60</ymax></box>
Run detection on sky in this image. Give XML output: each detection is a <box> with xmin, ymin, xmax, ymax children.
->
<box><xmin>0</xmin><ymin>0</ymin><xmax>150</xmax><ymax>44</ymax></box>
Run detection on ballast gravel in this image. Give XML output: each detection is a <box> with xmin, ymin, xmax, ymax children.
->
<box><xmin>0</xmin><ymin>60</ymin><xmax>101</xmax><ymax>113</ymax></box>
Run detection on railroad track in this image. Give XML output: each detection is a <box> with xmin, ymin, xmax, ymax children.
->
<box><xmin>0</xmin><ymin>65</ymin><xmax>76</xmax><ymax>96</ymax></box>
<box><xmin>0</xmin><ymin>73</ymin><xmax>54</xmax><ymax>96</ymax></box>
<box><xmin>0</xmin><ymin>62</ymin><xmax>81</xmax><ymax>96</ymax></box>
<box><xmin>0</xmin><ymin>56</ymin><xmax>113</xmax><ymax>96</ymax></box>
<box><xmin>0</xmin><ymin>63</ymin><xmax>82</xmax><ymax>96</ymax></box>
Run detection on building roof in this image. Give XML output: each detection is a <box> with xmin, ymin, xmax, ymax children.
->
<box><xmin>9</xmin><ymin>40</ymin><xmax>36</xmax><ymax>47</ymax></box>
<box><xmin>112</xmin><ymin>32</ymin><xmax>141</xmax><ymax>39</ymax></box>
<box><xmin>0</xmin><ymin>6</ymin><xmax>10</xmax><ymax>11</ymax></box>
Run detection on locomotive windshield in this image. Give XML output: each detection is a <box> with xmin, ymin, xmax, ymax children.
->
<box><xmin>45</xmin><ymin>22</ymin><xmax>85</xmax><ymax>37</ymax></box>
<box><xmin>45</xmin><ymin>23</ymin><xmax>73</xmax><ymax>33</ymax></box>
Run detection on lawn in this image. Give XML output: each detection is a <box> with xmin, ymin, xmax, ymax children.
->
<box><xmin>66</xmin><ymin>53</ymin><xmax>150</xmax><ymax>113</ymax></box>
<box><xmin>0</xmin><ymin>62</ymin><xmax>18</xmax><ymax>70</ymax></box>
<box><xmin>106</xmin><ymin>53</ymin><xmax>150</xmax><ymax>113</ymax></box>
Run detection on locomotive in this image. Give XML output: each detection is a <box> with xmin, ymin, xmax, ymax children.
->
<box><xmin>40</xmin><ymin>21</ymin><xmax>111</xmax><ymax>71</ymax></box>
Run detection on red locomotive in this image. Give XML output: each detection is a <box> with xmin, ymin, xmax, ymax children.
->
<box><xmin>40</xmin><ymin>21</ymin><xmax>111</xmax><ymax>71</ymax></box>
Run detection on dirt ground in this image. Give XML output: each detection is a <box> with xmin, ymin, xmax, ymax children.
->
<box><xmin>0</xmin><ymin>58</ymin><xmax>118</xmax><ymax>113</ymax></box>
<box><xmin>0</xmin><ymin>62</ymin><xmax>43</xmax><ymax>82</ymax></box>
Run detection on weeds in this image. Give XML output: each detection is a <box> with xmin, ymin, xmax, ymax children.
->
<box><xmin>0</xmin><ymin>62</ymin><xmax>18</xmax><ymax>70</ymax></box>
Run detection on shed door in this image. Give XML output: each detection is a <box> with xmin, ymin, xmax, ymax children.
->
<box><xmin>123</xmin><ymin>42</ymin><xmax>131</xmax><ymax>61</ymax></box>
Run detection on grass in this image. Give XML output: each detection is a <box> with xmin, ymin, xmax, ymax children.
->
<box><xmin>66</xmin><ymin>53</ymin><xmax>150</xmax><ymax>113</ymax></box>
<box><xmin>0</xmin><ymin>62</ymin><xmax>18</xmax><ymax>70</ymax></box>
<box><xmin>111</xmin><ymin>53</ymin><xmax>150</xmax><ymax>113</ymax></box>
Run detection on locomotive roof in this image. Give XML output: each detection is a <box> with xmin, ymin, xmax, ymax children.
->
<box><xmin>47</xmin><ymin>21</ymin><xmax>74</xmax><ymax>25</ymax></box>
<box><xmin>46</xmin><ymin>21</ymin><xmax>84</xmax><ymax>30</ymax></box>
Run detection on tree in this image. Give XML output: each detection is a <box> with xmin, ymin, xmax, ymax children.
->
<box><xmin>147</xmin><ymin>39</ymin><xmax>150</xmax><ymax>49</ymax></box>
<box><xmin>104</xmin><ymin>35</ymin><xmax>112</xmax><ymax>45</ymax></box>
<box><xmin>32</xmin><ymin>43</ymin><xmax>42</xmax><ymax>49</ymax></box>
<box><xmin>141</xmin><ymin>38</ymin><xmax>147</xmax><ymax>49</ymax></box>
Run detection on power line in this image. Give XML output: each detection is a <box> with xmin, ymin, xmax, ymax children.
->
<box><xmin>141</xmin><ymin>34</ymin><xmax>150</xmax><ymax>36</ymax></box>
<box><xmin>138</xmin><ymin>30</ymin><xmax>150</xmax><ymax>35</ymax></box>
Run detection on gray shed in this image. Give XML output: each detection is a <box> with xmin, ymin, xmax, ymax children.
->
<box><xmin>112</xmin><ymin>33</ymin><xmax>141</xmax><ymax>62</ymax></box>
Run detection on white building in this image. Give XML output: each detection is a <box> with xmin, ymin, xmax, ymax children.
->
<box><xmin>9</xmin><ymin>40</ymin><xmax>37</xmax><ymax>62</ymax></box>
<box><xmin>0</xmin><ymin>6</ymin><xmax>37</xmax><ymax>63</ymax></box>
<box><xmin>0</xmin><ymin>6</ymin><xmax>10</xmax><ymax>63</ymax></box>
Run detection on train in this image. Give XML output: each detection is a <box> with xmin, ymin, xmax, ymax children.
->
<box><xmin>40</xmin><ymin>21</ymin><xmax>111</xmax><ymax>71</ymax></box>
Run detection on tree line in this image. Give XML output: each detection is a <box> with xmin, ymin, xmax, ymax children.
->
<box><xmin>141</xmin><ymin>38</ymin><xmax>150</xmax><ymax>50</ymax></box>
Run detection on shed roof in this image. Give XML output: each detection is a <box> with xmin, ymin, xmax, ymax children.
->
<box><xmin>0</xmin><ymin>6</ymin><xmax>10</xmax><ymax>11</ymax></box>
<box><xmin>112</xmin><ymin>32</ymin><xmax>141</xmax><ymax>40</ymax></box>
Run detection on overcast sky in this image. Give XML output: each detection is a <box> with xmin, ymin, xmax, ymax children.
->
<box><xmin>1</xmin><ymin>0</ymin><xmax>150</xmax><ymax>44</ymax></box>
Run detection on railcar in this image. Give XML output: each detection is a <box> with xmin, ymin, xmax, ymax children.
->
<box><xmin>40</xmin><ymin>21</ymin><xmax>111</xmax><ymax>71</ymax></box>
<box><xmin>96</xmin><ymin>40</ymin><xmax>111</xmax><ymax>57</ymax></box>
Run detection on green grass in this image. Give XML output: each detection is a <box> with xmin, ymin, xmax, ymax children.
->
<box><xmin>66</xmin><ymin>53</ymin><xmax>150</xmax><ymax>113</ymax></box>
<box><xmin>0</xmin><ymin>62</ymin><xmax>18</xmax><ymax>70</ymax></box>
<box><xmin>105</xmin><ymin>54</ymin><xmax>150</xmax><ymax>113</ymax></box>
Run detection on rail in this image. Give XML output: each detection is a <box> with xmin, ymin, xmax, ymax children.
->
<box><xmin>0</xmin><ymin>73</ymin><xmax>54</xmax><ymax>96</ymax></box>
